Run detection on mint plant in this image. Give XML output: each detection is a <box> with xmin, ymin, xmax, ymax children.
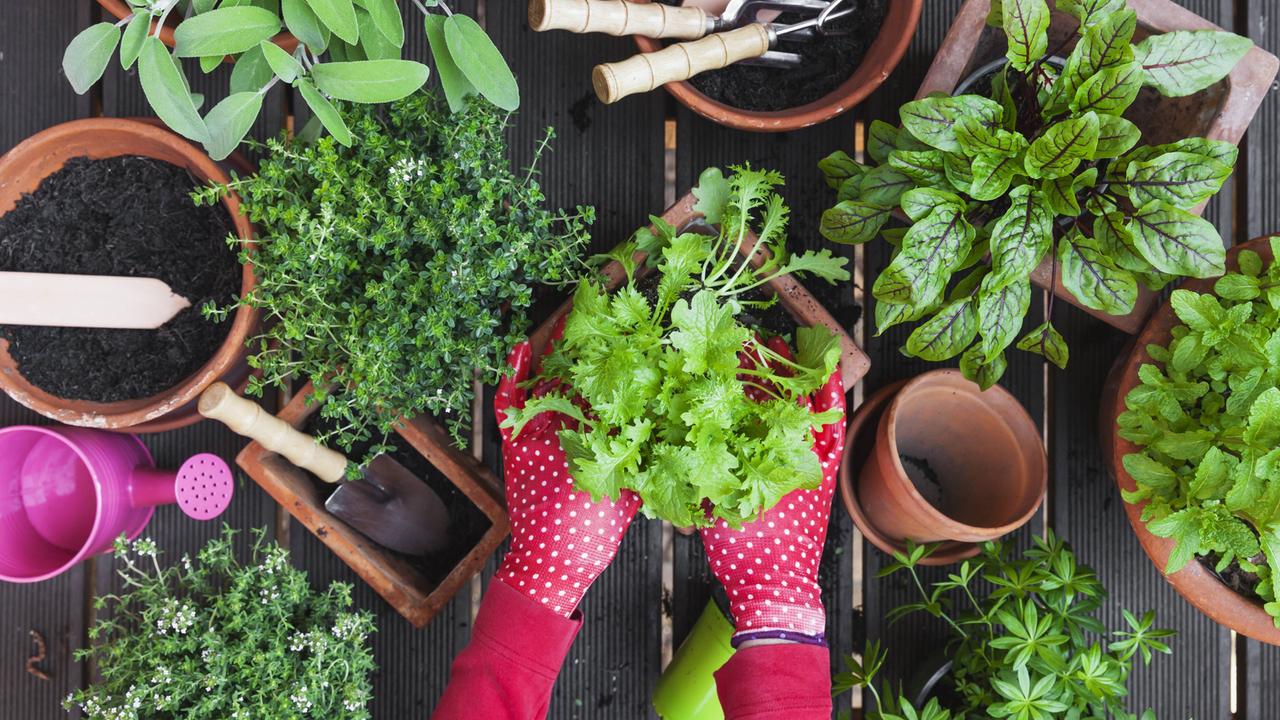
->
<box><xmin>1118</xmin><ymin>238</ymin><xmax>1280</xmax><ymax>626</ymax></box>
<box><xmin>819</xmin><ymin>0</ymin><xmax>1251</xmax><ymax>389</ymax></box>
<box><xmin>63</xmin><ymin>0</ymin><xmax>518</xmax><ymax>159</ymax></box>
<box><xmin>836</xmin><ymin>536</ymin><xmax>1172</xmax><ymax>720</ymax></box>
<box><xmin>64</xmin><ymin>529</ymin><xmax>376</xmax><ymax>720</ymax></box>
<box><xmin>501</xmin><ymin>166</ymin><xmax>848</xmax><ymax>528</ymax></box>
<box><xmin>196</xmin><ymin>90</ymin><xmax>591</xmax><ymax>453</ymax></box>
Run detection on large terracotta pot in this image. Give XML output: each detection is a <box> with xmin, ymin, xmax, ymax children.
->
<box><xmin>918</xmin><ymin>0</ymin><xmax>1279</xmax><ymax>334</ymax></box>
<box><xmin>0</xmin><ymin>118</ymin><xmax>258</xmax><ymax>432</ymax></box>
<box><xmin>629</xmin><ymin>0</ymin><xmax>923</xmax><ymax>132</ymax></box>
<box><xmin>841</xmin><ymin>370</ymin><xmax>1045</xmax><ymax>562</ymax></box>
<box><xmin>95</xmin><ymin>0</ymin><xmax>300</xmax><ymax>56</ymax></box>
<box><xmin>1106</xmin><ymin>236</ymin><xmax>1280</xmax><ymax>646</ymax></box>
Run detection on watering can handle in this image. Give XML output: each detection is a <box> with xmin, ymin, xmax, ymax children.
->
<box><xmin>529</xmin><ymin>0</ymin><xmax>709</xmax><ymax>39</ymax></box>
<box><xmin>593</xmin><ymin>24</ymin><xmax>771</xmax><ymax>104</ymax></box>
<box><xmin>198</xmin><ymin>383</ymin><xmax>349</xmax><ymax>484</ymax></box>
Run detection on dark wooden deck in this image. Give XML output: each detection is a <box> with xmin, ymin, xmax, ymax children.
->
<box><xmin>2</xmin><ymin>1</ymin><xmax>1278</xmax><ymax>717</ymax></box>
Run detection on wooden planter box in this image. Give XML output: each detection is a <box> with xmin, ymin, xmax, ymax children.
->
<box><xmin>918</xmin><ymin>0</ymin><xmax>1279</xmax><ymax>334</ymax></box>
<box><xmin>530</xmin><ymin>191</ymin><xmax>871</xmax><ymax>390</ymax></box>
<box><xmin>236</xmin><ymin>384</ymin><xmax>509</xmax><ymax>628</ymax></box>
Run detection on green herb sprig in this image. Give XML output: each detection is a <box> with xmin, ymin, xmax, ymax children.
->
<box><xmin>501</xmin><ymin>166</ymin><xmax>848</xmax><ymax>528</ymax></box>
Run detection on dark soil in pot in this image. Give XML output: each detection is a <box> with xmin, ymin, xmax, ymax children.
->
<box><xmin>655</xmin><ymin>0</ymin><xmax>887</xmax><ymax>112</ymax></box>
<box><xmin>0</xmin><ymin>156</ymin><xmax>239</xmax><ymax>403</ymax></box>
<box><xmin>1201</xmin><ymin>552</ymin><xmax>1265</xmax><ymax>602</ymax></box>
<box><xmin>305</xmin><ymin>415</ymin><xmax>491</xmax><ymax>584</ymax></box>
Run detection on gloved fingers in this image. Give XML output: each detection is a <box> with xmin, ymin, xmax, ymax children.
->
<box><xmin>810</xmin><ymin>369</ymin><xmax>846</xmax><ymax>465</ymax></box>
<box><xmin>495</xmin><ymin>342</ymin><xmax>533</xmax><ymax>440</ymax></box>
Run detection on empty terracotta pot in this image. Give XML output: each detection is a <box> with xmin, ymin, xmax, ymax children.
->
<box><xmin>857</xmin><ymin>370</ymin><xmax>1045</xmax><ymax>545</ymax></box>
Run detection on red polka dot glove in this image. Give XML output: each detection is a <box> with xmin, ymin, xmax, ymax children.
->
<box><xmin>703</xmin><ymin>338</ymin><xmax>846</xmax><ymax>647</ymax></box>
<box><xmin>493</xmin><ymin>340</ymin><xmax>643</xmax><ymax>618</ymax></box>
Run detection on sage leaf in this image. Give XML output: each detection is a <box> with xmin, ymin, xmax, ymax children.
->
<box><xmin>1025</xmin><ymin>111</ymin><xmax>1099</xmax><ymax>179</ymax></box>
<box><xmin>311</xmin><ymin>59</ymin><xmax>429</xmax><ymax>102</ymax></box>
<box><xmin>173</xmin><ymin>6</ymin><xmax>281</xmax><ymax>58</ymax></box>
<box><xmin>988</xmin><ymin>186</ymin><xmax>1054</xmax><ymax>284</ymax></box>
<box><xmin>1135</xmin><ymin>30</ymin><xmax>1253</xmax><ymax>97</ymax></box>
<box><xmin>969</xmin><ymin>154</ymin><xmax>1022</xmax><ymax>201</ymax></box>
<box><xmin>819</xmin><ymin>201</ymin><xmax>892</xmax><ymax>245</ymax></box>
<box><xmin>899</xmin><ymin>95</ymin><xmax>1003</xmax><ymax>153</ymax></box>
<box><xmin>1071</xmin><ymin>61</ymin><xmax>1144</xmax><ymax>116</ymax></box>
<box><xmin>138</xmin><ymin>38</ymin><xmax>209</xmax><ymax>144</ymax></box>
<box><xmin>204</xmin><ymin>91</ymin><xmax>264</xmax><ymax>160</ymax></box>
<box><xmin>309</xmin><ymin>0</ymin><xmax>361</xmax><ymax>44</ymax></box>
<box><xmin>1059</xmin><ymin>231</ymin><xmax>1138</xmax><ymax>315</ymax></box>
<box><xmin>1002</xmin><ymin>0</ymin><xmax>1051</xmax><ymax>71</ymax></box>
<box><xmin>1123</xmin><ymin>151</ymin><xmax>1232</xmax><ymax>209</ymax></box>
<box><xmin>260</xmin><ymin>41</ymin><xmax>303</xmax><ymax>83</ymax></box>
<box><xmin>282</xmin><ymin>0</ymin><xmax>330</xmax><ymax>51</ymax></box>
<box><xmin>355</xmin><ymin>9</ymin><xmax>400</xmax><ymax>60</ymax></box>
<box><xmin>1126</xmin><ymin>201</ymin><xmax>1226</xmax><ymax>278</ymax></box>
<box><xmin>977</xmin><ymin>275</ymin><xmax>1032</xmax><ymax>361</ymax></box>
<box><xmin>444</xmin><ymin>14</ymin><xmax>520</xmax><ymax>111</ymax></box>
<box><xmin>900</xmin><ymin>187</ymin><xmax>963</xmax><ymax>222</ymax></box>
<box><xmin>424</xmin><ymin>14</ymin><xmax>476</xmax><ymax>113</ymax></box>
<box><xmin>905</xmin><ymin>298</ymin><xmax>979</xmax><ymax>362</ymax></box>
<box><xmin>298</xmin><ymin>79</ymin><xmax>352</xmax><ymax>146</ymax></box>
<box><xmin>230</xmin><ymin>45</ymin><xmax>274</xmax><ymax>93</ymax></box>
<box><xmin>859</xmin><ymin>165</ymin><xmax>913</xmax><ymax>206</ymax></box>
<box><xmin>1017</xmin><ymin>321</ymin><xmax>1069</xmax><ymax>369</ymax></box>
<box><xmin>120</xmin><ymin>12</ymin><xmax>150</xmax><ymax>70</ymax></box>
<box><xmin>1094</xmin><ymin>114</ymin><xmax>1141</xmax><ymax>158</ymax></box>
<box><xmin>63</xmin><ymin>22</ymin><xmax>120</xmax><ymax>94</ymax></box>
<box><xmin>960</xmin><ymin>346</ymin><xmax>1007</xmax><ymax>390</ymax></box>
<box><xmin>357</xmin><ymin>0</ymin><xmax>404</xmax><ymax>47</ymax></box>
<box><xmin>818</xmin><ymin>150</ymin><xmax>866</xmax><ymax>189</ymax></box>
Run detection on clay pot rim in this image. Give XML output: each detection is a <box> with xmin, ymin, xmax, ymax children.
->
<box><xmin>1109</xmin><ymin>235</ymin><xmax>1280</xmax><ymax>646</ymax></box>
<box><xmin>0</xmin><ymin>117</ymin><xmax>259</xmax><ymax>430</ymax></box>
<box><xmin>838</xmin><ymin>379</ymin><xmax>981</xmax><ymax>566</ymax></box>
<box><xmin>95</xmin><ymin>0</ymin><xmax>299</xmax><ymax>55</ymax></box>
<box><xmin>633</xmin><ymin>0</ymin><xmax>923</xmax><ymax>132</ymax></box>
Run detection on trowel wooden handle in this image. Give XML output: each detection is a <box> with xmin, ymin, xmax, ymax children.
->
<box><xmin>198</xmin><ymin>382</ymin><xmax>349</xmax><ymax>484</ymax></box>
<box><xmin>529</xmin><ymin>0</ymin><xmax>708</xmax><ymax>39</ymax></box>
<box><xmin>593</xmin><ymin>24</ymin><xmax>771</xmax><ymax>104</ymax></box>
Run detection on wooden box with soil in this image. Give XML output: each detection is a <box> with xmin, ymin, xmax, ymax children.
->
<box><xmin>0</xmin><ymin>118</ymin><xmax>258</xmax><ymax>431</ymax></box>
<box><xmin>235</xmin><ymin>383</ymin><xmax>509</xmax><ymax>628</ymax></box>
<box><xmin>918</xmin><ymin>0</ymin><xmax>1280</xmax><ymax>333</ymax></box>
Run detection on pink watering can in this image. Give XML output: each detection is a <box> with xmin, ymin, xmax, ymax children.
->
<box><xmin>0</xmin><ymin>426</ymin><xmax>234</xmax><ymax>583</ymax></box>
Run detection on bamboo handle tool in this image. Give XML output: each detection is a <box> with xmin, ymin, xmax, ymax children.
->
<box><xmin>529</xmin><ymin>0</ymin><xmax>711</xmax><ymax>39</ymax></box>
<box><xmin>0</xmin><ymin>271</ymin><xmax>191</xmax><ymax>330</ymax></box>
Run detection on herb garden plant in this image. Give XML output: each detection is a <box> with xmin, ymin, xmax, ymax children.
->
<box><xmin>502</xmin><ymin>166</ymin><xmax>848</xmax><ymax>528</ymax></box>
<box><xmin>197</xmin><ymin>90</ymin><xmax>591</xmax><ymax>454</ymax></box>
<box><xmin>65</xmin><ymin>529</ymin><xmax>376</xmax><ymax>720</ymax></box>
<box><xmin>63</xmin><ymin>0</ymin><xmax>518</xmax><ymax>159</ymax></box>
<box><xmin>1119</xmin><ymin>238</ymin><xmax>1280</xmax><ymax>627</ymax></box>
<box><xmin>836</xmin><ymin>535</ymin><xmax>1172</xmax><ymax>720</ymax></box>
<box><xmin>819</xmin><ymin>0</ymin><xmax>1251</xmax><ymax>388</ymax></box>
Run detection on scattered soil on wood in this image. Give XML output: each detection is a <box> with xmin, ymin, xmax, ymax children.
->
<box><xmin>900</xmin><ymin>453</ymin><xmax>946</xmax><ymax>511</ymax></box>
<box><xmin>656</xmin><ymin>0</ymin><xmax>887</xmax><ymax>112</ymax></box>
<box><xmin>0</xmin><ymin>156</ymin><xmax>239</xmax><ymax>402</ymax></box>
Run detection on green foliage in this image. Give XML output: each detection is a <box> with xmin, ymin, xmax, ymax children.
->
<box><xmin>501</xmin><ymin>166</ymin><xmax>848</xmax><ymax>528</ymax></box>
<box><xmin>196</xmin><ymin>91</ymin><xmax>591</xmax><ymax>454</ymax></box>
<box><xmin>837</xmin><ymin>536</ymin><xmax>1172</xmax><ymax>719</ymax></box>
<box><xmin>64</xmin><ymin>529</ymin><xmax>376</xmax><ymax>720</ymax></box>
<box><xmin>1117</xmin><ymin>237</ymin><xmax>1280</xmax><ymax>626</ymax></box>
<box><xmin>820</xmin><ymin>0</ymin><xmax>1248</xmax><ymax>389</ymax></box>
<box><xmin>62</xmin><ymin>0</ymin><xmax>519</xmax><ymax>159</ymax></box>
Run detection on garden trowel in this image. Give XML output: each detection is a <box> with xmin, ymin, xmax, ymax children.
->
<box><xmin>198</xmin><ymin>382</ymin><xmax>449</xmax><ymax>557</ymax></box>
<box><xmin>0</xmin><ymin>271</ymin><xmax>190</xmax><ymax>329</ymax></box>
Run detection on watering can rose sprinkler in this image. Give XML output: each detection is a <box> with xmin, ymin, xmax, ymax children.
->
<box><xmin>0</xmin><ymin>426</ymin><xmax>233</xmax><ymax>583</ymax></box>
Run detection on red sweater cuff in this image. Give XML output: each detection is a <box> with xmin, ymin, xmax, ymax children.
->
<box><xmin>715</xmin><ymin>644</ymin><xmax>832</xmax><ymax>719</ymax></box>
<box><xmin>475</xmin><ymin>579</ymin><xmax>583</xmax><ymax>680</ymax></box>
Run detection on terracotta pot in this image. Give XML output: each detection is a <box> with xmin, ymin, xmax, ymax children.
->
<box><xmin>918</xmin><ymin>0</ymin><xmax>1279</xmax><ymax>334</ymax></box>
<box><xmin>853</xmin><ymin>370</ymin><xmax>1045</xmax><ymax>547</ymax></box>
<box><xmin>529</xmin><ymin>190</ymin><xmax>870</xmax><ymax>389</ymax></box>
<box><xmin>0</xmin><ymin>118</ymin><xmax>258</xmax><ymax>431</ymax></box>
<box><xmin>1106</xmin><ymin>236</ymin><xmax>1280</xmax><ymax>646</ymax></box>
<box><xmin>95</xmin><ymin>0</ymin><xmax>299</xmax><ymax>57</ymax></box>
<box><xmin>236</xmin><ymin>383</ymin><xmax>510</xmax><ymax>628</ymax></box>
<box><xmin>629</xmin><ymin>0</ymin><xmax>923</xmax><ymax>132</ymax></box>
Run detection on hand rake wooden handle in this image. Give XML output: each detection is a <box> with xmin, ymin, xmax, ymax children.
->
<box><xmin>198</xmin><ymin>382</ymin><xmax>349</xmax><ymax>483</ymax></box>
<box><xmin>529</xmin><ymin>0</ymin><xmax>709</xmax><ymax>39</ymax></box>
<box><xmin>593</xmin><ymin>24</ymin><xmax>771</xmax><ymax>104</ymax></box>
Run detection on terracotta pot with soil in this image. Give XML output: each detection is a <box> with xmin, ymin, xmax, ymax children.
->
<box><xmin>236</xmin><ymin>383</ymin><xmax>510</xmax><ymax>628</ymax></box>
<box><xmin>626</xmin><ymin>0</ymin><xmax>922</xmax><ymax>132</ymax></box>
<box><xmin>95</xmin><ymin>0</ymin><xmax>299</xmax><ymax>56</ymax></box>
<box><xmin>838</xmin><ymin>370</ymin><xmax>1045</xmax><ymax>565</ymax></box>
<box><xmin>1105</xmin><ymin>236</ymin><xmax>1280</xmax><ymax>646</ymax></box>
<box><xmin>0</xmin><ymin>118</ymin><xmax>258</xmax><ymax>432</ymax></box>
<box><xmin>918</xmin><ymin>0</ymin><xmax>1279</xmax><ymax>334</ymax></box>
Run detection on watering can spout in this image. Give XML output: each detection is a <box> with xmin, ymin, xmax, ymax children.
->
<box><xmin>128</xmin><ymin>454</ymin><xmax>234</xmax><ymax>521</ymax></box>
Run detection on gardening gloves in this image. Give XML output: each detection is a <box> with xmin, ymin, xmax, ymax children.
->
<box><xmin>703</xmin><ymin>336</ymin><xmax>846</xmax><ymax>647</ymax></box>
<box><xmin>493</xmin><ymin>338</ymin><xmax>643</xmax><ymax>618</ymax></box>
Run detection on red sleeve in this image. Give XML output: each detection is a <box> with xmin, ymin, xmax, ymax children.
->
<box><xmin>432</xmin><ymin>580</ymin><xmax>581</xmax><ymax>720</ymax></box>
<box><xmin>715</xmin><ymin>643</ymin><xmax>833</xmax><ymax>720</ymax></box>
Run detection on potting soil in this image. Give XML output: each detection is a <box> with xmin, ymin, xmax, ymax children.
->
<box><xmin>655</xmin><ymin>0</ymin><xmax>887</xmax><ymax>112</ymax></box>
<box><xmin>0</xmin><ymin>156</ymin><xmax>239</xmax><ymax>402</ymax></box>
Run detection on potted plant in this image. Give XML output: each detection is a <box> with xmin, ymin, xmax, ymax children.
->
<box><xmin>819</xmin><ymin>0</ymin><xmax>1275</xmax><ymax>390</ymax></box>
<box><xmin>509</xmin><ymin>165</ymin><xmax>870</xmax><ymax>528</ymax></box>
<box><xmin>836</xmin><ymin>370</ymin><xmax>1045</xmax><ymax>565</ymax></box>
<box><xmin>1109</xmin><ymin>235</ymin><xmax>1280</xmax><ymax>645</ymax></box>
<box><xmin>0</xmin><ymin>117</ymin><xmax>257</xmax><ymax>432</ymax></box>
<box><xmin>65</xmin><ymin>0</ymin><xmax>517</xmax><ymax>158</ymax></box>
<box><xmin>835</xmin><ymin>535</ymin><xmax>1174</xmax><ymax>719</ymax></box>
<box><xmin>621</xmin><ymin>0</ymin><xmax>923</xmax><ymax>132</ymax></box>
<box><xmin>64</xmin><ymin>529</ymin><xmax>378</xmax><ymax>719</ymax></box>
